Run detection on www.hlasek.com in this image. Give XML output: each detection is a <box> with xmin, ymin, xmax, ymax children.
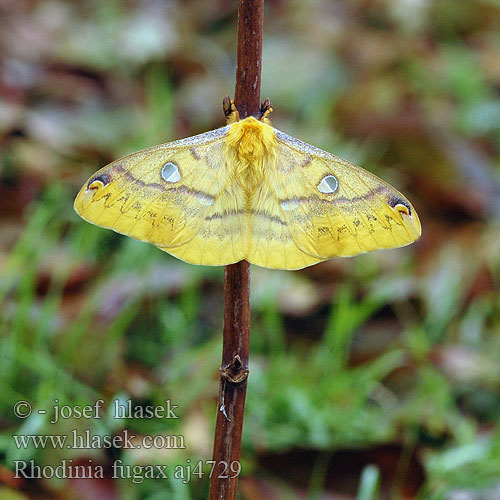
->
<box><xmin>13</xmin><ymin>429</ymin><xmax>185</xmax><ymax>450</ymax></box>
<box><xmin>14</xmin><ymin>459</ymin><xmax>241</xmax><ymax>484</ymax></box>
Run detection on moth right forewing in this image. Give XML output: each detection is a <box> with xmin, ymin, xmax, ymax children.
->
<box><xmin>271</xmin><ymin>129</ymin><xmax>421</xmax><ymax>259</ymax></box>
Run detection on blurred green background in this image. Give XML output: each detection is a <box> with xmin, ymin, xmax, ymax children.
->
<box><xmin>1</xmin><ymin>0</ymin><xmax>499</xmax><ymax>499</ymax></box>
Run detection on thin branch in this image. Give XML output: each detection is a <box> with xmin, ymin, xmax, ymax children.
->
<box><xmin>234</xmin><ymin>0</ymin><xmax>264</xmax><ymax>118</ymax></box>
<box><xmin>208</xmin><ymin>1</ymin><xmax>263</xmax><ymax>499</ymax></box>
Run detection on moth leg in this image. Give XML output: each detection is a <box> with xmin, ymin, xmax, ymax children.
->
<box><xmin>223</xmin><ymin>96</ymin><xmax>240</xmax><ymax>124</ymax></box>
<box><xmin>259</xmin><ymin>98</ymin><xmax>273</xmax><ymax>123</ymax></box>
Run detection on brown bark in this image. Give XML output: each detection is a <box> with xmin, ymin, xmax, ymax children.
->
<box><xmin>208</xmin><ymin>1</ymin><xmax>264</xmax><ymax>499</ymax></box>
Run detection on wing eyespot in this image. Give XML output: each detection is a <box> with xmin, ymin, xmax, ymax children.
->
<box><xmin>161</xmin><ymin>162</ymin><xmax>181</xmax><ymax>183</ymax></box>
<box><xmin>87</xmin><ymin>173</ymin><xmax>111</xmax><ymax>192</ymax></box>
<box><xmin>395</xmin><ymin>204</ymin><xmax>410</xmax><ymax>217</ymax></box>
<box><xmin>388</xmin><ymin>195</ymin><xmax>412</xmax><ymax>217</ymax></box>
<box><xmin>317</xmin><ymin>175</ymin><xmax>339</xmax><ymax>194</ymax></box>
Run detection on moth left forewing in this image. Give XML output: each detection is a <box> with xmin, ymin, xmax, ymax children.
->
<box><xmin>74</xmin><ymin>147</ymin><xmax>185</xmax><ymax>245</ymax></box>
<box><xmin>272</xmin><ymin>129</ymin><xmax>421</xmax><ymax>259</ymax></box>
<box><xmin>75</xmin><ymin>125</ymin><xmax>246</xmax><ymax>265</ymax></box>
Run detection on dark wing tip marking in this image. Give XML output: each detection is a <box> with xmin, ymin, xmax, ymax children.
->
<box><xmin>87</xmin><ymin>173</ymin><xmax>111</xmax><ymax>190</ymax></box>
<box><xmin>388</xmin><ymin>195</ymin><xmax>412</xmax><ymax>216</ymax></box>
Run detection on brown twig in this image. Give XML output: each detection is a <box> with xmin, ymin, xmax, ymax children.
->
<box><xmin>208</xmin><ymin>1</ymin><xmax>264</xmax><ymax>499</ymax></box>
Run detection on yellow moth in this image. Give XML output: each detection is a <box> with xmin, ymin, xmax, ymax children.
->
<box><xmin>74</xmin><ymin>101</ymin><xmax>421</xmax><ymax>270</ymax></box>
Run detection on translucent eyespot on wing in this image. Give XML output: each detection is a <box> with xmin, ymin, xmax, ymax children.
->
<box><xmin>270</xmin><ymin>129</ymin><xmax>421</xmax><ymax>259</ymax></box>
